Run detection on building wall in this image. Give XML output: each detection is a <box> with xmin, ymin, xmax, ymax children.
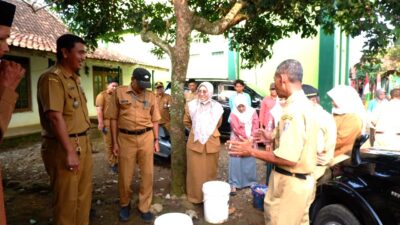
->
<box><xmin>6</xmin><ymin>48</ymin><xmax>169</xmax><ymax>131</ymax></box>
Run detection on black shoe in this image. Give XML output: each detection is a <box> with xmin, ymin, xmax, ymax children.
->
<box><xmin>140</xmin><ymin>211</ymin><xmax>154</xmax><ymax>223</ymax></box>
<box><xmin>119</xmin><ymin>204</ymin><xmax>131</xmax><ymax>221</ymax></box>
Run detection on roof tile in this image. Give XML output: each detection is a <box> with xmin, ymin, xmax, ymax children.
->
<box><xmin>4</xmin><ymin>0</ymin><xmax>142</xmax><ymax>65</ymax></box>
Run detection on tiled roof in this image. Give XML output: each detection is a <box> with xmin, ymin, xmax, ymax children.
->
<box><xmin>4</xmin><ymin>0</ymin><xmax>142</xmax><ymax>65</ymax></box>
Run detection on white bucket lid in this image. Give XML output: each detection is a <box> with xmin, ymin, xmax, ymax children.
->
<box><xmin>202</xmin><ymin>180</ymin><xmax>230</xmax><ymax>194</ymax></box>
<box><xmin>154</xmin><ymin>213</ymin><xmax>193</xmax><ymax>225</ymax></box>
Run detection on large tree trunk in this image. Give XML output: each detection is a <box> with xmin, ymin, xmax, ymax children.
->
<box><xmin>170</xmin><ymin>0</ymin><xmax>192</xmax><ymax>196</ymax></box>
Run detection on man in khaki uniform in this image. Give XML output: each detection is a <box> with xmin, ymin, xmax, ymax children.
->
<box><xmin>154</xmin><ymin>81</ymin><xmax>172</xmax><ymax>132</ymax></box>
<box><xmin>96</xmin><ymin>80</ymin><xmax>118</xmax><ymax>172</ymax></box>
<box><xmin>107</xmin><ymin>67</ymin><xmax>160</xmax><ymax>223</ymax></box>
<box><xmin>371</xmin><ymin>88</ymin><xmax>400</xmax><ymax>150</ymax></box>
<box><xmin>0</xmin><ymin>2</ymin><xmax>25</xmax><ymax>224</ymax></box>
<box><xmin>302</xmin><ymin>84</ymin><xmax>336</xmax><ymax>182</ymax></box>
<box><xmin>229</xmin><ymin>59</ymin><xmax>319</xmax><ymax>225</ymax></box>
<box><xmin>37</xmin><ymin>34</ymin><xmax>92</xmax><ymax>225</ymax></box>
<box><xmin>184</xmin><ymin>78</ymin><xmax>197</xmax><ymax>102</ymax></box>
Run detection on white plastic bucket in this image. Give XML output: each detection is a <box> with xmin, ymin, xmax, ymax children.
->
<box><xmin>202</xmin><ymin>180</ymin><xmax>230</xmax><ymax>224</ymax></box>
<box><xmin>154</xmin><ymin>213</ymin><xmax>193</xmax><ymax>225</ymax></box>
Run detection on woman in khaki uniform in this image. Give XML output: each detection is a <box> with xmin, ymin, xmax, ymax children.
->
<box><xmin>327</xmin><ymin>85</ymin><xmax>365</xmax><ymax>165</ymax></box>
<box><xmin>184</xmin><ymin>82</ymin><xmax>223</xmax><ymax>204</ymax></box>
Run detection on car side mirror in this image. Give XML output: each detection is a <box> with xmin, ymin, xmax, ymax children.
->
<box><xmin>351</xmin><ymin>134</ymin><xmax>369</xmax><ymax>166</ymax></box>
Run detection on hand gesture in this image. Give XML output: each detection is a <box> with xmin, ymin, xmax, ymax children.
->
<box><xmin>253</xmin><ymin>128</ymin><xmax>272</xmax><ymax>143</ymax></box>
<box><xmin>0</xmin><ymin>60</ymin><xmax>25</xmax><ymax>91</ymax></box>
<box><xmin>226</xmin><ymin>139</ymin><xmax>253</xmax><ymax>157</ymax></box>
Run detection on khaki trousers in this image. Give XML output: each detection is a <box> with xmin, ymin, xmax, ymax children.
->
<box><xmin>264</xmin><ymin>170</ymin><xmax>314</xmax><ymax>225</ymax></box>
<box><xmin>118</xmin><ymin>131</ymin><xmax>154</xmax><ymax>212</ymax></box>
<box><xmin>41</xmin><ymin>135</ymin><xmax>93</xmax><ymax>225</ymax></box>
<box><xmin>102</xmin><ymin>125</ymin><xmax>117</xmax><ymax>166</ymax></box>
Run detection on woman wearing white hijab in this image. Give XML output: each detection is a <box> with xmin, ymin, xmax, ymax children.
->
<box><xmin>327</xmin><ymin>85</ymin><xmax>366</xmax><ymax>165</ymax></box>
<box><xmin>183</xmin><ymin>82</ymin><xmax>224</xmax><ymax>203</ymax></box>
<box><xmin>228</xmin><ymin>94</ymin><xmax>259</xmax><ymax>195</ymax></box>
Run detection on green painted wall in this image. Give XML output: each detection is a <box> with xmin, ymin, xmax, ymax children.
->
<box><xmin>318</xmin><ymin>30</ymin><xmax>336</xmax><ymax>111</ymax></box>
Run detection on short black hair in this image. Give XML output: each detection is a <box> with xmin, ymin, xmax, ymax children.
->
<box><xmin>188</xmin><ymin>78</ymin><xmax>196</xmax><ymax>84</ymax></box>
<box><xmin>56</xmin><ymin>34</ymin><xmax>86</xmax><ymax>62</ymax></box>
<box><xmin>233</xmin><ymin>79</ymin><xmax>245</xmax><ymax>86</ymax></box>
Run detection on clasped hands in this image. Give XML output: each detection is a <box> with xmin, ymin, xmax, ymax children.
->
<box><xmin>226</xmin><ymin>128</ymin><xmax>272</xmax><ymax>157</ymax></box>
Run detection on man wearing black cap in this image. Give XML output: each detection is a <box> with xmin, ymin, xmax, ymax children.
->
<box><xmin>0</xmin><ymin>2</ymin><xmax>25</xmax><ymax>224</ymax></box>
<box><xmin>154</xmin><ymin>81</ymin><xmax>172</xmax><ymax>132</ymax></box>
<box><xmin>95</xmin><ymin>80</ymin><xmax>119</xmax><ymax>173</ymax></box>
<box><xmin>107</xmin><ymin>67</ymin><xmax>161</xmax><ymax>223</ymax></box>
<box><xmin>0</xmin><ymin>1</ymin><xmax>25</xmax><ymax>140</ymax></box>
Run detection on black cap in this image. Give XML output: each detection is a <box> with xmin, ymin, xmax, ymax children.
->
<box><xmin>302</xmin><ymin>84</ymin><xmax>319</xmax><ymax>98</ymax></box>
<box><xmin>132</xmin><ymin>67</ymin><xmax>151</xmax><ymax>89</ymax></box>
<box><xmin>0</xmin><ymin>1</ymin><xmax>16</xmax><ymax>27</ymax></box>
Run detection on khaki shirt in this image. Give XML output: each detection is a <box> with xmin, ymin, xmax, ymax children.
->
<box><xmin>156</xmin><ymin>93</ymin><xmax>172</xmax><ymax>125</ymax></box>
<box><xmin>334</xmin><ymin>113</ymin><xmax>362</xmax><ymax>156</ymax></box>
<box><xmin>95</xmin><ymin>90</ymin><xmax>113</xmax><ymax>126</ymax></box>
<box><xmin>0</xmin><ymin>86</ymin><xmax>18</xmax><ymax>140</ymax></box>
<box><xmin>37</xmin><ymin>64</ymin><xmax>91</xmax><ymax>136</ymax></box>
<box><xmin>315</xmin><ymin>105</ymin><xmax>337</xmax><ymax>165</ymax></box>
<box><xmin>185</xmin><ymin>91</ymin><xmax>197</xmax><ymax>103</ymax></box>
<box><xmin>106</xmin><ymin>85</ymin><xmax>161</xmax><ymax>130</ymax></box>
<box><xmin>273</xmin><ymin>90</ymin><xmax>319</xmax><ymax>174</ymax></box>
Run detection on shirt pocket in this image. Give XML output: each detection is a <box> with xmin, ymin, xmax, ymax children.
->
<box><xmin>64</xmin><ymin>88</ymin><xmax>80</xmax><ymax>116</ymax></box>
<box><xmin>119</xmin><ymin>99</ymin><xmax>132</xmax><ymax>110</ymax></box>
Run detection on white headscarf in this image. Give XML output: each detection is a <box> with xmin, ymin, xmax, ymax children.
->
<box><xmin>188</xmin><ymin>82</ymin><xmax>224</xmax><ymax>144</ymax></box>
<box><xmin>232</xmin><ymin>94</ymin><xmax>256</xmax><ymax>137</ymax></box>
<box><xmin>327</xmin><ymin>85</ymin><xmax>367</xmax><ymax>131</ymax></box>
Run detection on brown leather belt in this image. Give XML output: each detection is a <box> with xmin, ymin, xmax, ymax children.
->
<box><xmin>275</xmin><ymin>167</ymin><xmax>309</xmax><ymax>180</ymax></box>
<box><xmin>375</xmin><ymin>131</ymin><xmax>400</xmax><ymax>135</ymax></box>
<box><xmin>68</xmin><ymin>130</ymin><xmax>88</xmax><ymax>137</ymax></box>
<box><xmin>119</xmin><ymin>127</ymin><xmax>152</xmax><ymax>135</ymax></box>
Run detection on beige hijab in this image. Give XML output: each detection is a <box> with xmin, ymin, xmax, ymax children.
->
<box><xmin>327</xmin><ymin>85</ymin><xmax>367</xmax><ymax>132</ymax></box>
<box><xmin>188</xmin><ymin>82</ymin><xmax>224</xmax><ymax>144</ymax></box>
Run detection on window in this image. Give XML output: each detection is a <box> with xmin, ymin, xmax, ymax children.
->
<box><xmin>92</xmin><ymin>66</ymin><xmax>122</xmax><ymax>104</ymax></box>
<box><xmin>3</xmin><ymin>55</ymin><xmax>31</xmax><ymax>112</ymax></box>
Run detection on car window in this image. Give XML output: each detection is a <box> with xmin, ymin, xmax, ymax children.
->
<box><xmin>217</xmin><ymin>84</ymin><xmax>236</xmax><ymax>103</ymax></box>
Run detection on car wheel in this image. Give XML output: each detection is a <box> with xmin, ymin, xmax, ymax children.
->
<box><xmin>314</xmin><ymin>204</ymin><xmax>361</xmax><ymax>225</ymax></box>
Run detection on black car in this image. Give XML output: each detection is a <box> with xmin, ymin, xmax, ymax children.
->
<box><xmin>156</xmin><ymin>79</ymin><xmax>265</xmax><ymax>158</ymax></box>
<box><xmin>310</xmin><ymin>135</ymin><xmax>400</xmax><ymax>225</ymax></box>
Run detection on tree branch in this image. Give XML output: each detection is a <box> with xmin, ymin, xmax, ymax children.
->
<box><xmin>192</xmin><ymin>1</ymin><xmax>248</xmax><ymax>35</ymax></box>
<box><xmin>21</xmin><ymin>0</ymin><xmax>61</xmax><ymax>13</ymax></box>
<box><xmin>141</xmin><ymin>29</ymin><xmax>172</xmax><ymax>57</ymax></box>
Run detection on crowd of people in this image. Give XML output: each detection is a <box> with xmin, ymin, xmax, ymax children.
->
<box><xmin>1</xmin><ymin>2</ymin><xmax>400</xmax><ymax>225</ymax></box>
